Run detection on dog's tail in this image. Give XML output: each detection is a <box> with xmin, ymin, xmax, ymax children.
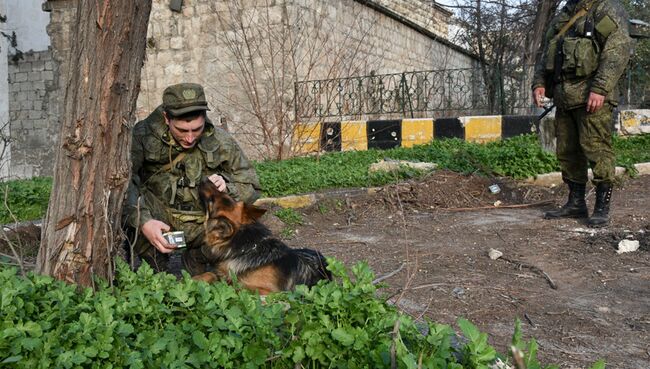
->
<box><xmin>293</xmin><ymin>248</ymin><xmax>332</xmax><ymax>286</ymax></box>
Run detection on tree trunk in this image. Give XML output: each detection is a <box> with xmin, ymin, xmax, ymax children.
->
<box><xmin>525</xmin><ymin>0</ymin><xmax>560</xmax><ymax>68</ymax></box>
<box><xmin>36</xmin><ymin>1</ymin><xmax>152</xmax><ymax>287</ymax></box>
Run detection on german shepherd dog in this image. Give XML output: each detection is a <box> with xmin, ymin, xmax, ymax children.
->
<box><xmin>192</xmin><ymin>178</ymin><xmax>332</xmax><ymax>294</ymax></box>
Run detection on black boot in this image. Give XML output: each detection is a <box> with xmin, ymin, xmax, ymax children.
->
<box><xmin>588</xmin><ymin>183</ymin><xmax>613</xmax><ymax>228</ymax></box>
<box><xmin>544</xmin><ymin>181</ymin><xmax>588</xmax><ymax>219</ymax></box>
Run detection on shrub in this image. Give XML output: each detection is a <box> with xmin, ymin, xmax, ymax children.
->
<box><xmin>0</xmin><ymin>259</ymin><xmax>600</xmax><ymax>368</ymax></box>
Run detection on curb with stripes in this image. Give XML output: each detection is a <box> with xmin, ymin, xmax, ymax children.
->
<box><xmin>292</xmin><ymin>115</ymin><xmax>539</xmax><ymax>154</ymax></box>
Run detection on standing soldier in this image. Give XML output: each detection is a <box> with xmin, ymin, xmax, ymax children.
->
<box><xmin>532</xmin><ymin>0</ymin><xmax>632</xmax><ymax>227</ymax></box>
<box><xmin>123</xmin><ymin>83</ymin><xmax>261</xmax><ymax>274</ymax></box>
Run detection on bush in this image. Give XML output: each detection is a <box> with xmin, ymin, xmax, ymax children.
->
<box><xmin>0</xmin><ymin>259</ymin><xmax>600</xmax><ymax>368</ymax></box>
<box><xmin>0</xmin><ymin>177</ymin><xmax>51</xmax><ymax>224</ymax></box>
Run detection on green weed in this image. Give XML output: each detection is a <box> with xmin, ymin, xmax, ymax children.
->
<box><xmin>274</xmin><ymin>208</ymin><xmax>303</xmax><ymax>226</ymax></box>
<box><xmin>0</xmin><ymin>177</ymin><xmax>51</xmax><ymax>224</ymax></box>
<box><xmin>0</xmin><ymin>260</ymin><xmax>605</xmax><ymax>368</ymax></box>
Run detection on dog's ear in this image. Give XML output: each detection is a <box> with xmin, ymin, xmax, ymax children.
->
<box><xmin>199</xmin><ymin>177</ymin><xmax>220</xmax><ymax>215</ymax></box>
<box><xmin>243</xmin><ymin>204</ymin><xmax>267</xmax><ymax>223</ymax></box>
<box><xmin>199</xmin><ymin>177</ymin><xmax>236</xmax><ymax>215</ymax></box>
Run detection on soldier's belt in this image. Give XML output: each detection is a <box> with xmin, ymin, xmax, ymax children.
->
<box><xmin>168</xmin><ymin>208</ymin><xmax>206</xmax><ymax>223</ymax></box>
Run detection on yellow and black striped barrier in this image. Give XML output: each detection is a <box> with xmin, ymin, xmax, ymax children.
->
<box><xmin>292</xmin><ymin>115</ymin><xmax>539</xmax><ymax>154</ymax></box>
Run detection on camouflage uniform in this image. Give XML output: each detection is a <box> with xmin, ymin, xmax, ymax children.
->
<box><xmin>123</xmin><ymin>83</ymin><xmax>261</xmax><ymax>273</ymax></box>
<box><xmin>532</xmin><ymin>0</ymin><xmax>631</xmax><ymax>226</ymax></box>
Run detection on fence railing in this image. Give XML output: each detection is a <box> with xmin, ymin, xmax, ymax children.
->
<box><xmin>294</xmin><ymin>67</ymin><xmax>537</xmax><ymax>121</ymax></box>
<box><xmin>295</xmin><ymin>63</ymin><xmax>649</xmax><ymax>121</ymax></box>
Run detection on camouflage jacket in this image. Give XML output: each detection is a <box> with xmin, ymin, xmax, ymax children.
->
<box><xmin>532</xmin><ymin>0</ymin><xmax>631</xmax><ymax>110</ymax></box>
<box><xmin>124</xmin><ymin>106</ymin><xmax>261</xmax><ymax>229</ymax></box>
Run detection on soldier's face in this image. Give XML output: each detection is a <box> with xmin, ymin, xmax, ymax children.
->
<box><xmin>166</xmin><ymin>115</ymin><xmax>205</xmax><ymax>149</ymax></box>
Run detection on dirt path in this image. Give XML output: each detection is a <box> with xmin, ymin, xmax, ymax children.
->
<box><xmin>286</xmin><ymin>172</ymin><xmax>650</xmax><ymax>369</ymax></box>
<box><xmin>2</xmin><ymin>172</ymin><xmax>648</xmax><ymax>368</ymax></box>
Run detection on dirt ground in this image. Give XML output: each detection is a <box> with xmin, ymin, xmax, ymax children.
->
<box><xmin>281</xmin><ymin>171</ymin><xmax>650</xmax><ymax>369</ymax></box>
<box><xmin>2</xmin><ymin>172</ymin><xmax>648</xmax><ymax>368</ymax></box>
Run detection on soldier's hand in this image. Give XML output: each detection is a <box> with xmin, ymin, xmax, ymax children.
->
<box><xmin>208</xmin><ymin>174</ymin><xmax>227</xmax><ymax>192</ymax></box>
<box><xmin>141</xmin><ymin>220</ymin><xmax>175</xmax><ymax>254</ymax></box>
<box><xmin>587</xmin><ymin>92</ymin><xmax>605</xmax><ymax>113</ymax></box>
<box><xmin>533</xmin><ymin>87</ymin><xmax>546</xmax><ymax>108</ymax></box>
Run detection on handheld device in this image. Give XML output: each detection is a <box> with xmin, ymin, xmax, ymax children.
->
<box><xmin>162</xmin><ymin>231</ymin><xmax>187</xmax><ymax>249</ymax></box>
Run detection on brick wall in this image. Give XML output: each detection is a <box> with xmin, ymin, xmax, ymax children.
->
<box><xmin>10</xmin><ymin>0</ymin><xmax>476</xmax><ymax>179</ymax></box>
<box><xmin>367</xmin><ymin>0</ymin><xmax>452</xmax><ymax>39</ymax></box>
<box><xmin>7</xmin><ymin>50</ymin><xmax>58</xmax><ymax>178</ymax></box>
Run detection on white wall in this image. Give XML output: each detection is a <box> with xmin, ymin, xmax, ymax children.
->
<box><xmin>0</xmin><ymin>0</ymin><xmax>50</xmax><ymax>179</ymax></box>
<box><xmin>1</xmin><ymin>0</ymin><xmax>10</xmax><ymax>179</ymax></box>
<box><xmin>5</xmin><ymin>0</ymin><xmax>50</xmax><ymax>52</ymax></box>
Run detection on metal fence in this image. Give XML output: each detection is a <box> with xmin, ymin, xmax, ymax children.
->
<box><xmin>295</xmin><ymin>63</ymin><xmax>649</xmax><ymax>121</ymax></box>
<box><xmin>294</xmin><ymin>67</ymin><xmax>536</xmax><ymax>121</ymax></box>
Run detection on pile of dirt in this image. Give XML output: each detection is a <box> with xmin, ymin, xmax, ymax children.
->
<box><xmin>0</xmin><ymin>222</ymin><xmax>41</xmax><ymax>267</ymax></box>
<box><xmin>369</xmin><ymin>170</ymin><xmax>558</xmax><ymax>211</ymax></box>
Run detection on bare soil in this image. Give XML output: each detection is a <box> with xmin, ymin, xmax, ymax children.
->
<box><xmin>3</xmin><ymin>172</ymin><xmax>648</xmax><ymax>368</ymax></box>
<box><xmin>283</xmin><ymin>171</ymin><xmax>650</xmax><ymax>369</ymax></box>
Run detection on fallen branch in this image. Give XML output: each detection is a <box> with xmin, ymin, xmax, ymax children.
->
<box><xmin>500</xmin><ymin>256</ymin><xmax>557</xmax><ymax>290</ymax></box>
<box><xmin>495</xmin><ymin>231</ymin><xmax>557</xmax><ymax>289</ymax></box>
<box><xmin>442</xmin><ymin>200</ymin><xmax>554</xmax><ymax>212</ymax></box>
<box><xmin>373</xmin><ymin>263</ymin><xmax>405</xmax><ymax>285</ymax></box>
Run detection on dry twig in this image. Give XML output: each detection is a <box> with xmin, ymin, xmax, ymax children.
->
<box><xmin>373</xmin><ymin>263</ymin><xmax>405</xmax><ymax>285</ymax></box>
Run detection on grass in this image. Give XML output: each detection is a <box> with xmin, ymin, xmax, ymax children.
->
<box><xmin>1</xmin><ymin>134</ymin><xmax>648</xmax><ymax>223</ymax></box>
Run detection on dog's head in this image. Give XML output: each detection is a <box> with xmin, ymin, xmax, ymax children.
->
<box><xmin>199</xmin><ymin>178</ymin><xmax>266</xmax><ymax>250</ymax></box>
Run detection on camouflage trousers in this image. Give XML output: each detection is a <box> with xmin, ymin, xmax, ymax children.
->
<box><xmin>129</xmin><ymin>188</ymin><xmax>212</xmax><ymax>276</ymax></box>
<box><xmin>555</xmin><ymin>103</ymin><xmax>615</xmax><ymax>185</ymax></box>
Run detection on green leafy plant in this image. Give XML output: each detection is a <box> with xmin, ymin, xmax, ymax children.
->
<box><xmin>0</xmin><ymin>259</ymin><xmax>606</xmax><ymax>368</ymax></box>
<box><xmin>274</xmin><ymin>208</ymin><xmax>303</xmax><ymax>226</ymax></box>
<box><xmin>275</xmin><ymin>208</ymin><xmax>303</xmax><ymax>239</ymax></box>
<box><xmin>0</xmin><ymin>177</ymin><xmax>51</xmax><ymax>224</ymax></box>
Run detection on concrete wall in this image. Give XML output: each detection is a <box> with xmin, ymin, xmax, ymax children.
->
<box><xmin>4</xmin><ymin>0</ymin><xmax>50</xmax><ymax>51</ymax></box>
<box><xmin>0</xmin><ymin>0</ymin><xmax>8</xmax><ymax>179</ymax></box>
<box><xmin>7</xmin><ymin>50</ymin><xmax>58</xmax><ymax>178</ymax></box>
<box><xmin>6</xmin><ymin>0</ymin><xmax>476</xmax><ymax>179</ymax></box>
<box><xmin>135</xmin><ymin>0</ymin><xmax>476</xmax><ymax>156</ymax></box>
<box><xmin>1</xmin><ymin>0</ymin><xmax>52</xmax><ymax>179</ymax></box>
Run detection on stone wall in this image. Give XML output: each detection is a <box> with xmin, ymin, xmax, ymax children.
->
<box><xmin>135</xmin><ymin>0</ymin><xmax>477</xmax><ymax>157</ymax></box>
<box><xmin>19</xmin><ymin>0</ymin><xmax>476</xmax><ymax>178</ymax></box>
<box><xmin>367</xmin><ymin>0</ymin><xmax>452</xmax><ymax>39</ymax></box>
<box><xmin>6</xmin><ymin>50</ymin><xmax>58</xmax><ymax>178</ymax></box>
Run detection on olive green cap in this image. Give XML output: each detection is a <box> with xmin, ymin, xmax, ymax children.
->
<box><xmin>162</xmin><ymin>83</ymin><xmax>210</xmax><ymax>116</ymax></box>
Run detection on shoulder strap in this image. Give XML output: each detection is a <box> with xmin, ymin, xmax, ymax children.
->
<box><xmin>161</xmin><ymin>151</ymin><xmax>187</xmax><ymax>172</ymax></box>
<box><xmin>556</xmin><ymin>0</ymin><xmax>596</xmax><ymax>38</ymax></box>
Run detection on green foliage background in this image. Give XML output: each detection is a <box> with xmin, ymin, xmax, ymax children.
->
<box><xmin>1</xmin><ymin>134</ymin><xmax>649</xmax><ymax>223</ymax></box>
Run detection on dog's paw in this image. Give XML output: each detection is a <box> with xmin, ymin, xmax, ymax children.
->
<box><xmin>192</xmin><ymin>272</ymin><xmax>219</xmax><ymax>283</ymax></box>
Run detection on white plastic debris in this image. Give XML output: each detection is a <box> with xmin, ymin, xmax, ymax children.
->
<box><xmin>617</xmin><ymin>239</ymin><xmax>640</xmax><ymax>254</ymax></box>
<box><xmin>488</xmin><ymin>184</ymin><xmax>501</xmax><ymax>194</ymax></box>
<box><xmin>488</xmin><ymin>248</ymin><xmax>503</xmax><ymax>260</ymax></box>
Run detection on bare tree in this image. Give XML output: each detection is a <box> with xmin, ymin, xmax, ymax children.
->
<box><xmin>206</xmin><ymin>0</ymin><xmax>379</xmax><ymax>160</ymax></box>
<box><xmin>36</xmin><ymin>1</ymin><xmax>152</xmax><ymax>287</ymax></box>
<box><xmin>448</xmin><ymin>0</ymin><xmax>559</xmax><ymax>113</ymax></box>
<box><xmin>524</xmin><ymin>0</ymin><xmax>562</xmax><ymax>69</ymax></box>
